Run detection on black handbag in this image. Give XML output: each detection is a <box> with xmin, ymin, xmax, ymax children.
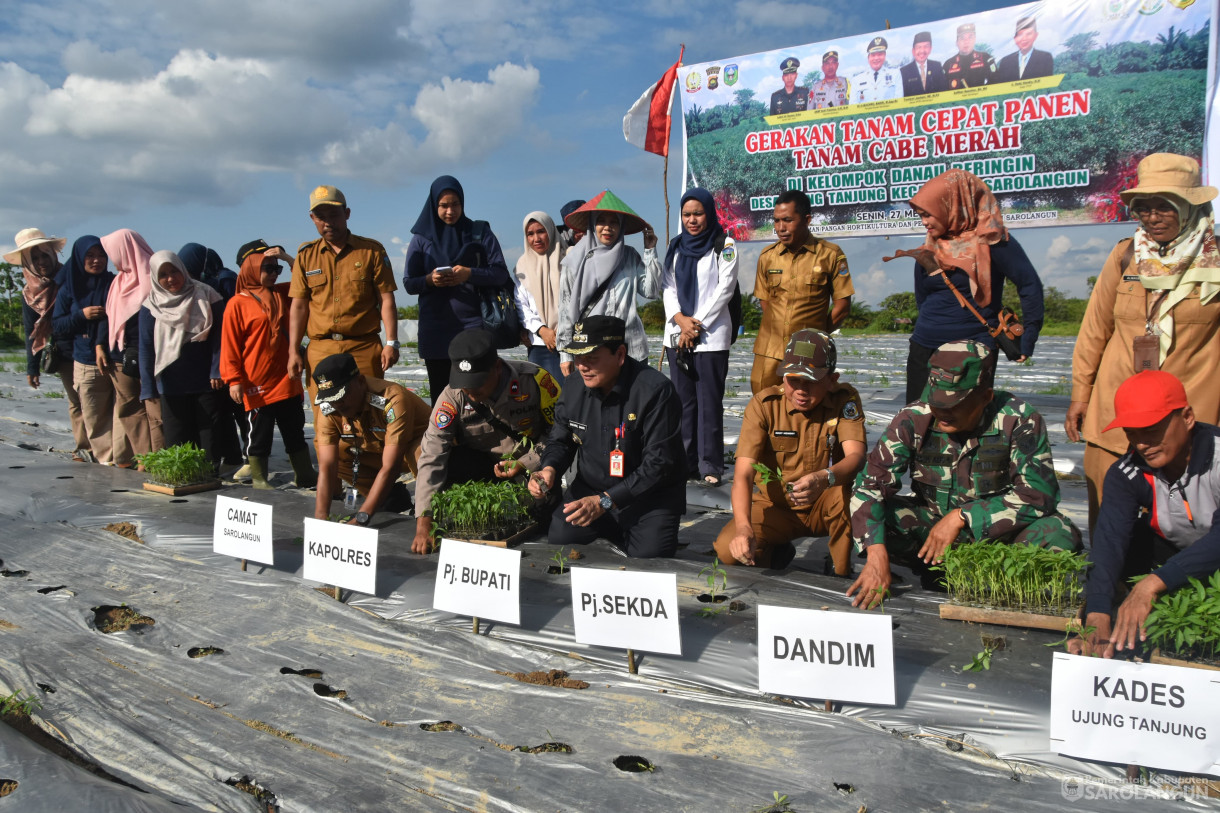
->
<box><xmin>121</xmin><ymin>345</ymin><xmax>140</xmax><ymax>378</ymax></box>
<box><xmin>39</xmin><ymin>336</ymin><xmax>59</xmax><ymax>375</ymax></box>
<box><xmin>459</xmin><ymin>221</ymin><xmax>522</xmax><ymax>350</ymax></box>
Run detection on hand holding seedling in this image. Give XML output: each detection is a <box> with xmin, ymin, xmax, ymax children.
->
<box><xmin>494</xmin><ymin>460</ymin><xmax>523</xmax><ymax>479</ymax></box>
<box><xmin>1066</xmin><ymin>613</ymin><xmax>1112</xmax><ymax>658</ymax></box>
<box><xmin>786</xmin><ymin>471</ymin><xmax>826</xmax><ymax>507</ymax></box>
<box><xmin>918</xmin><ymin>509</ymin><xmax>966</xmax><ymax>564</ymax></box>
<box><xmin>1110</xmin><ymin>574</ymin><xmax>1165</xmax><ymax>655</ymax></box>
<box><xmin>529</xmin><ymin>467</ymin><xmax>556</xmax><ymax>500</ymax></box>
<box><xmin>847</xmin><ymin>545</ymin><xmax>892</xmax><ymax>610</ymax></box>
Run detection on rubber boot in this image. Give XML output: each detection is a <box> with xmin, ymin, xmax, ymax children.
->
<box><xmin>289</xmin><ymin>449</ymin><xmax>318</xmax><ymax>489</ymax></box>
<box><xmin>232</xmin><ymin>461</ymin><xmax>253</xmax><ymax>480</ymax></box>
<box><xmin>248</xmin><ymin>457</ymin><xmax>274</xmax><ymax>490</ymax></box>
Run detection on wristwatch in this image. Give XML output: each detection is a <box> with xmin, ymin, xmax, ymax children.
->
<box><xmin>386</xmin><ymin>340</ymin><xmax>401</xmax><ymax>349</ymax></box>
<box><xmin>598</xmin><ymin>493</ymin><xmax>614</xmax><ymax>511</ymax></box>
<box><xmin>355</xmin><ymin>512</ymin><xmax>371</xmax><ymax>527</ymax></box>
<box><xmin>824</xmin><ymin>467</ymin><xmax>836</xmax><ymax>487</ymax></box>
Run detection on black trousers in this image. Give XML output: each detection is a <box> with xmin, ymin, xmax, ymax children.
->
<box><xmin>161</xmin><ymin>390</ymin><xmax>229</xmax><ymax>464</ymax></box>
<box><xmin>547</xmin><ymin>478</ymin><xmax>682</xmax><ymax>558</ymax></box>
<box><xmin>666</xmin><ymin>347</ymin><xmax>729</xmax><ymax>477</ymax></box>
<box><xmin>425</xmin><ymin>358</ymin><xmax>450</xmax><ymax>406</ymax></box>
<box><xmin>905</xmin><ymin>339</ymin><xmax>938</xmax><ymax>406</ymax></box>
<box><xmin>247</xmin><ymin>396</ymin><xmax>308</xmax><ymax>459</ymax></box>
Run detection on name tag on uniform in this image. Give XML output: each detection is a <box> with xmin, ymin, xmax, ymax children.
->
<box><xmin>304</xmin><ymin>268</ymin><xmax>323</xmax><ymax>277</ymax></box>
<box><xmin>767</xmin><ymin>268</ymin><xmax>784</xmax><ymax>275</ymax></box>
<box><xmin>570</xmin><ymin>421</ymin><xmax>587</xmax><ymax>431</ymax></box>
<box><xmin>774</xmin><ymin>430</ymin><xmax>798</xmax><ymax>437</ymax></box>
<box><xmin>1122</xmin><ymin>275</ymin><xmax>1140</xmax><ymax>281</ymax></box>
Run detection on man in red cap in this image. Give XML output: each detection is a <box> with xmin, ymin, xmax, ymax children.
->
<box><xmin>1073</xmin><ymin>371</ymin><xmax>1220</xmax><ymax>657</ymax></box>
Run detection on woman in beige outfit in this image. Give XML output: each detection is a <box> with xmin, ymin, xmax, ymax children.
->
<box><xmin>1067</xmin><ymin>153</ymin><xmax>1220</xmax><ymax>532</ymax></box>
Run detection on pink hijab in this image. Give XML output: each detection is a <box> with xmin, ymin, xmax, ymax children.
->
<box><xmin>101</xmin><ymin>229</ymin><xmax>154</xmax><ymax>350</ymax></box>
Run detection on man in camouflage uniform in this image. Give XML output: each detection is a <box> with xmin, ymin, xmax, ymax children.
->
<box><xmin>715</xmin><ymin>330</ymin><xmax>866</xmax><ymax>574</ymax></box>
<box><xmin>847</xmin><ymin>340</ymin><xmax>1080</xmax><ymax>608</ymax></box>
<box><xmin>411</xmin><ymin>329</ymin><xmax>560</xmax><ymax>554</ymax></box>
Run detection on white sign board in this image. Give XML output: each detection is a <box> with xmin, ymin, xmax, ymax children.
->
<box><xmin>1050</xmin><ymin>652</ymin><xmax>1220</xmax><ymax>776</ymax></box>
<box><xmin>757</xmin><ymin>605</ymin><xmax>895</xmax><ymax>706</ymax></box>
<box><xmin>570</xmin><ymin>568</ymin><xmax>681</xmax><ymax>655</ymax></box>
<box><xmin>433</xmin><ymin>538</ymin><xmax>521</xmax><ymax>625</ymax></box>
<box><xmin>213</xmin><ymin>495</ymin><xmax>274</xmax><ymax>565</ymax></box>
<box><xmin>302</xmin><ymin>517</ymin><xmax>378</xmax><ymax>595</ymax></box>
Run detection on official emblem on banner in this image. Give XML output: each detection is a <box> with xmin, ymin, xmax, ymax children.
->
<box><xmin>685</xmin><ymin>71</ymin><xmax>702</xmax><ymax>93</ymax></box>
<box><xmin>706</xmin><ymin>66</ymin><xmax>721</xmax><ymax>90</ymax></box>
<box><xmin>1167</xmin><ymin>0</ymin><xmax>1195</xmax><ymax>8</ymax></box>
<box><xmin>1139</xmin><ymin>0</ymin><xmax>1165</xmax><ymax>13</ymax></box>
<box><xmin>724</xmin><ymin>64</ymin><xmax>739</xmax><ymax>86</ymax></box>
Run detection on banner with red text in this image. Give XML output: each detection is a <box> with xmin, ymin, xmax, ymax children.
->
<box><xmin>680</xmin><ymin>0</ymin><xmax>1216</xmax><ymax>238</ymax></box>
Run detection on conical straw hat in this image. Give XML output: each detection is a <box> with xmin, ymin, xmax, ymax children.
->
<box><xmin>562</xmin><ymin>189</ymin><xmax>651</xmax><ymax>235</ymax></box>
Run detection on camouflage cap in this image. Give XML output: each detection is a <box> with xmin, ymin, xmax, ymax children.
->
<box><xmin>922</xmin><ymin>340</ymin><xmax>996</xmax><ymax>408</ymax></box>
<box><xmin>779</xmin><ymin>329</ymin><xmax>836</xmax><ymax>381</ymax></box>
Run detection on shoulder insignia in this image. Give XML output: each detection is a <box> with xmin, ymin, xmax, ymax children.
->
<box><xmin>386</xmin><ymin>407</ymin><xmax>396</xmax><ymax>423</ymax></box>
<box><xmin>842</xmin><ymin>400</ymin><xmax>861</xmax><ymax>421</ymax></box>
<box><xmin>367</xmin><ymin>394</ymin><xmax>388</xmax><ymax>409</ymax></box>
<box><xmin>721</xmin><ymin>244</ymin><xmax>736</xmax><ymax>264</ymax></box>
<box><xmin>1015</xmin><ymin>431</ymin><xmax>1037</xmax><ymax>455</ymax></box>
<box><xmin>534</xmin><ymin>369</ymin><xmax>560</xmax><ymax>398</ymax></box>
<box><xmin>434</xmin><ymin>401</ymin><xmax>456</xmax><ymax>430</ymax></box>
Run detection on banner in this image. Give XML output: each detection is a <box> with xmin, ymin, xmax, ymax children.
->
<box><xmin>680</xmin><ymin>0</ymin><xmax>1216</xmax><ymax>238</ymax></box>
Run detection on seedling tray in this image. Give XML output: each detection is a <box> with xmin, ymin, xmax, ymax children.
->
<box><xmin>939</xmin><ymin>602</ymin><xmax>1075</xmax><ymax>632</ymax></box>
<box><xmin>1150</xmin><ymin>649</ymin><xmax>1220</xmax><ymax>672</ymax></box>
<box><xmin>448</xmin><ymin>523</ymin><xmax>538</xmax><ymax>548</ymax></box>
<box><xmin>143</xmin><ymin>480</ymin><xmax>222</xmax><ymax>496</ymax></box>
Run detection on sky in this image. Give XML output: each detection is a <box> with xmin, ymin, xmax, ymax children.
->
<box><xmin>0</xmin><ymin>0</ymin><xmax>1136</xmax><ymax>309</ymax></box>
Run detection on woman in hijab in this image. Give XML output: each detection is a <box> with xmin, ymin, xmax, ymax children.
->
<box><xmin>661</xmin><ymin>189</ymin><xmax>739</xmax><ymax>486</ymax></box>
<box><xmin>884</xmin><ymin>169</ymin><xmax>1045</xmax><ymax>404</ymax></box>
<box><xmin>99</xmin><ymin>228</ymin><xmax>162</xmax><ymax>463</ymax></box>
<box><xmin>220</xmin><ymin>247</ymin><xmax>315</xmax><ymax>490</ymax></box>
<box><xmin>403</xmin><ymin>175</ymin><xmax>510</xmax><ymax>402</ymax></box>
<box><xmin>138</xmin><ymin>251</ymin><xmax>225</xmax><ymax>466</ymax></box>
<box><xmin>512</xmin><ymin>212</ymin><xmax>565</xmax><ymax>381</ymax></box>
<box><xmin>556</xmin><ymin>190</ymin><xmax>661</xmax><ymax>375</ymax></box>
<box><xmin>7</xmin><ymin>229</ymin><xmax>91</xmax><ymax>461</ymax></box>
<box><xmin>1068</xmin><ymin>153</ymin><xmax>1220</xmax><ymax>532</ymax></box>
<box><xmin>51</xmin><ymin>236</ymin><xmax>117</xmax><ymax>464</ymax></box>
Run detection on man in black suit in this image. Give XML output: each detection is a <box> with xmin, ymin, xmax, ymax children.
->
<box><xmin>901</xmin><ymin>31</ymin><xmax>946</xmax><ymax>97</ymax></box>
<box><xmin>996</xmin><ymin>16</ymin><xmax>1054</xmax><ymax>83</ymax></box>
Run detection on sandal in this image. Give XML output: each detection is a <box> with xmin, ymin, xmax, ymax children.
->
<box><xmin>701</xmin><ymin>475</ymin><xmax>723</xmax><ymax>488</ymax></box>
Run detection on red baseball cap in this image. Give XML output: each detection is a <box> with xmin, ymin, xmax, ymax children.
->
<box><xmin>1104</xmin><ymin>371</ymin><xmax>1189</xmax><ymax>432</ymax></box>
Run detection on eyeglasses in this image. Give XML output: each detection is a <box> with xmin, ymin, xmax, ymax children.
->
<box><xmin>1130</xmin><ymin>202</ymin><xmax>1177</xmax><ymax>218</ymax></box>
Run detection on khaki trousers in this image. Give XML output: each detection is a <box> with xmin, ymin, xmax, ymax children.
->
<box><xmin>75</xmin><ymin>362</ymin><xmax>115</xmax><ymax>464</ymax></box>
<box><xmin>109</xmin><ymin>367</ymin><xmax>161</xmax><ymax>464</ymax></box>
<box><xmin>715</xmin><ymin>484</ymin><xmax>853</xmax><ymax>573</ymax></box>
<box><xmin>750</xmin><ymin>354</ymin><xmax>782</xmax><ymax>395</ymax></box>
<box><xmin>1084</xmin><ymin>442</ymin><xmax>1123</xmax><ymax>537</ymax></box>
<box><xmin>56</xmin><ymin>359</ymin><xmax>90</xmax><ymax>451</ymax></box>
<box><xmin>305</xmin><ymin>336</ymin><xmax>384</xmax><ymax>424</ymax></box>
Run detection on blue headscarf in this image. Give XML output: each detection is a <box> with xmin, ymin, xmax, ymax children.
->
<box><xmin>179</xmin><ymin>243</ymin><xmax>222</xmax><ymax>282</ymax></box>
<box><xmin>61</xmin><ymin>235</ymin><xmax>112</xmax><ymax>343</ymax></box>
<box><xmin>664</xmin><ymin>188</ymin><xmax>724</xmax><ymax>317</ymax></box>
<box><xmin>411</xmin><ymin>175</ymin><xmax>474</xmax><ymax>267</ymax></box>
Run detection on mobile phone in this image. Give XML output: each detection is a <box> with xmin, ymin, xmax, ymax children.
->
<box><xmin>436</xmin><ymin>266</ymin><xmax>453</xmax><ymax>276</ymax></box>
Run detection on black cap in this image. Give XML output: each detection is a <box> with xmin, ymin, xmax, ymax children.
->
<box><xmin>913</xmin><ymin>31</ymin><xmax>932</xmax><ymax>46</ymax></box>
<box><xmin>313</xmin><ymin>353</ymin><xmax>360</xmax><ymax>403</ymax></box>
<box><xmin>559</xmin><ymin>200</ymin><xmax>586</xmax><ymax>225</ymax></box>
<box><xmin>448</xmin><ymin>329</ymin><xmax>498</xmax><ymax>388</ymax></box>
<box><xmin>236</xmin><ymin>239</ymin><xmax>269</xmax><ymax>266</ymax></box>
<box><xmin>565</xmin><ymin>315</ymin><xmax>626</xmax><ymax>356</ymax></box>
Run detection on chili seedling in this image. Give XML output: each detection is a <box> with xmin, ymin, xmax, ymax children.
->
<box><xmin>963</xmin><ymin>642</ymin><xmax>997</xmax><ymax>672</ymax></box>
<box><xmin>751</xmin><ymin>462</ymin><xmax>792</xmax><ymax>493</ymax></box>
<box><xmin>1143</xmin><ymin>570</ymin><xmax>1220</xmax><ymax>662</ymax></box>
<box><xmin>697</xmin><ymin>556</ymin><xmax>729</xmax><ymax>617</ymax></box>
<box><xmin>430</xmin><ymin>480</ymin><xmax>534</xmax><ymax>540</ymax></box>
<box><xmin>751</xmin><ymin>791</ymin><xmax>794</xmax><ymax>813</ymax></box>
<box><xmin>934</xmin><ymin>542</ymin><xmax>1087</xmax><ymax>616</ymax></box>
<box><xmin>136</xmin><ymin>442</ymin><xmax>215</xmax><ymax>487</ymax></box>
<box><xmin>0</xmin><ymin>688</ymin><xmax>42</xmax><ymax>717</ymax></box>
<box><xmin>550</xmin><ymin>548</ymin><xmax>567</xmax><ymax>575</ymax></box>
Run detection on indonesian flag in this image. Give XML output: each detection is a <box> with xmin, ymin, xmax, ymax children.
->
<box><xmin>622</xmin><ymin>48</ymin><xmax>684</xmax><ymax>157</ymax></box>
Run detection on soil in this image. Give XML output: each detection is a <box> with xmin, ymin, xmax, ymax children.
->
<box><xmin>103</xmin><ymin>522</ymin><xmax>144</xmax><ymax>544</ymax></box>
<box><xmin>517</xmin><ymin>742</ymin><xmax>573</xmax><ymax>754</ymax></box>
<box><xmin>567</xmin><ymin>549</ymin><xmax>584</xmax><ymax>560</ymax></box>
<box><xmin>980</xmin><ymin>634</ymin><xmax>1007</xmax><ymax>652</ymax></box>
<box><xmin>613</xmin><ymin>755</ymin><xmax>655</xmax><ymax>772</ymax></box>
<box><xmin>494</xmin><ymin>669</ymin><xmax>589</xmax><ymax>689</ymax></box>
<box><xmin>225</xmin><ymin>775</ymin><xmax>280</xmax><ymax>813</ymax></box>
<box><xmin>0</xmin><ymin>620</ymin><xmax>17</xmax><ymax>630</ymax></box>
<box><xmin>697</xmin><ymin>593</ymin><xmax>727</xmax><ymax>604</ymax></box>
<box><xmin>0</xmin><ymin>779</ymin><xmax>15</xmax><ymax>797</ymax></box>
<box><xmin>313</xmin><ymin>683</ymin><xmax>348</xmax><ymax>700</ymax></box>
<box><xmin>546</xmin><ymin>565</ymin><xmax>568</xmax><ymax>575</ymax></box>
<box><xmin>420</xmin><ymin>721</ymin><xmax>463</xmax><ymax>732</ymax></box>
<box><xmin>36</xmin><ymin>585</ymin><xmax>69</xmax><ymax>594</ymax></box>
<box><xmin>0</xmin><ymin>570</ymin><xmax>29</xmax><ymax>578</ymax></box>
<box><xmin>279</xmin><ymin>667</ymin><xmax>323</xmax><ymax>679</ymax></box>
<box><xmin>187</xmin><ymin>647</ymin><xmax>224</xmax><ymax>659</ymax></box>
<box><xmin>92</xmin><ymin>605</ymin><xmax>156</xmax><ymax>634</ymax></box>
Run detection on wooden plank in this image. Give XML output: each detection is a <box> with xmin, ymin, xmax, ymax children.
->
<box><xmin>448</xmin><ymin>524</ymin><xmax>538</xmax><ymax>549</ymax></box>
<box><xmin>938</xmin><ymin>603</ymin><xmax>1074</xmax><ymax>632</ymax></box>
<box><xmin>142</xmin><ymin>480</ymin><xmax>222</xmax><ymax>497</ymax></box>
<box><xmin>1151</xmin><ymin>650</ymin><xmax>1220</xmax><ymax>672</ymax></box>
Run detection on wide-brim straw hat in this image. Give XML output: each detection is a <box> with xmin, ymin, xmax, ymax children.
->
<box><xmin>562</xmin><ymin>189</ymin><xmax>652</xmax><ymax>236</ymax></box>
<box><xmin>4</xmin><ymin>228</ymin><xmax>67</xmax><ymax>265</ymax></box>
<box><xmin>1119</xmin><ymin>153</ymin><xmax>1218</xmax><ymax>206</ymax></box>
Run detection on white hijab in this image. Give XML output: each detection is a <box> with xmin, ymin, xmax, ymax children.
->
<box><xmin>144</xmin><ymin>250</ymin><xmax>221</xmax><ymax>377</ymax></box>
<box><xmin>514</xmin><ymin>212</ymin><xmax>564</xmax><ymax>330</ymax></box>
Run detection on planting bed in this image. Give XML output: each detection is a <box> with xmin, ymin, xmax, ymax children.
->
<box><xmin>0</xmin><ymin>337</ymin><xmax>1204</xmax><ymax>811</ymax></box>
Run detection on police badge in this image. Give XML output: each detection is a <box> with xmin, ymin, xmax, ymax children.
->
<box><xmin>706</xmin><ymin>66</ymin><xmax>720</xmax><ymax>90</ymax></box>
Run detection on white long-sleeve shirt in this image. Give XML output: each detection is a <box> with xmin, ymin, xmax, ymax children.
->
<box><xmin>661</xmin><ymin>237</ymin><xmax>739</xmax><ymax>352</ymax></box>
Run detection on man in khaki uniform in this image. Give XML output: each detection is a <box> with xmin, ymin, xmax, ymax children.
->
<box><xmin>288</xmin><ymin>185</ymin><xmax>401</xmax><ymax>411</ymax></box>
<box><xmin>752</xmin><ymin>190</ymin><xmax>854</xmax><ymax>393</ymax></box>
<box><xmin>717</xmin><ymin>330</ymin><xmax>867</xmax><ymax>573</ymax></box>
<box><xmin>411</xmin><ymin>329</ymin><xmax>560</xmax><ymax>553</ymax></box>
<box><xmin>312</xmin><ymin>353</ymin><xmax>430</xmax><ymax>527</ymax></box>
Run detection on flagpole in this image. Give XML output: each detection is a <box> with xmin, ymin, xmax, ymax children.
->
<box><xmin>663</xmin><ymin>45</ymin><xmax>685</xmax><ymax>250</ymax></box>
